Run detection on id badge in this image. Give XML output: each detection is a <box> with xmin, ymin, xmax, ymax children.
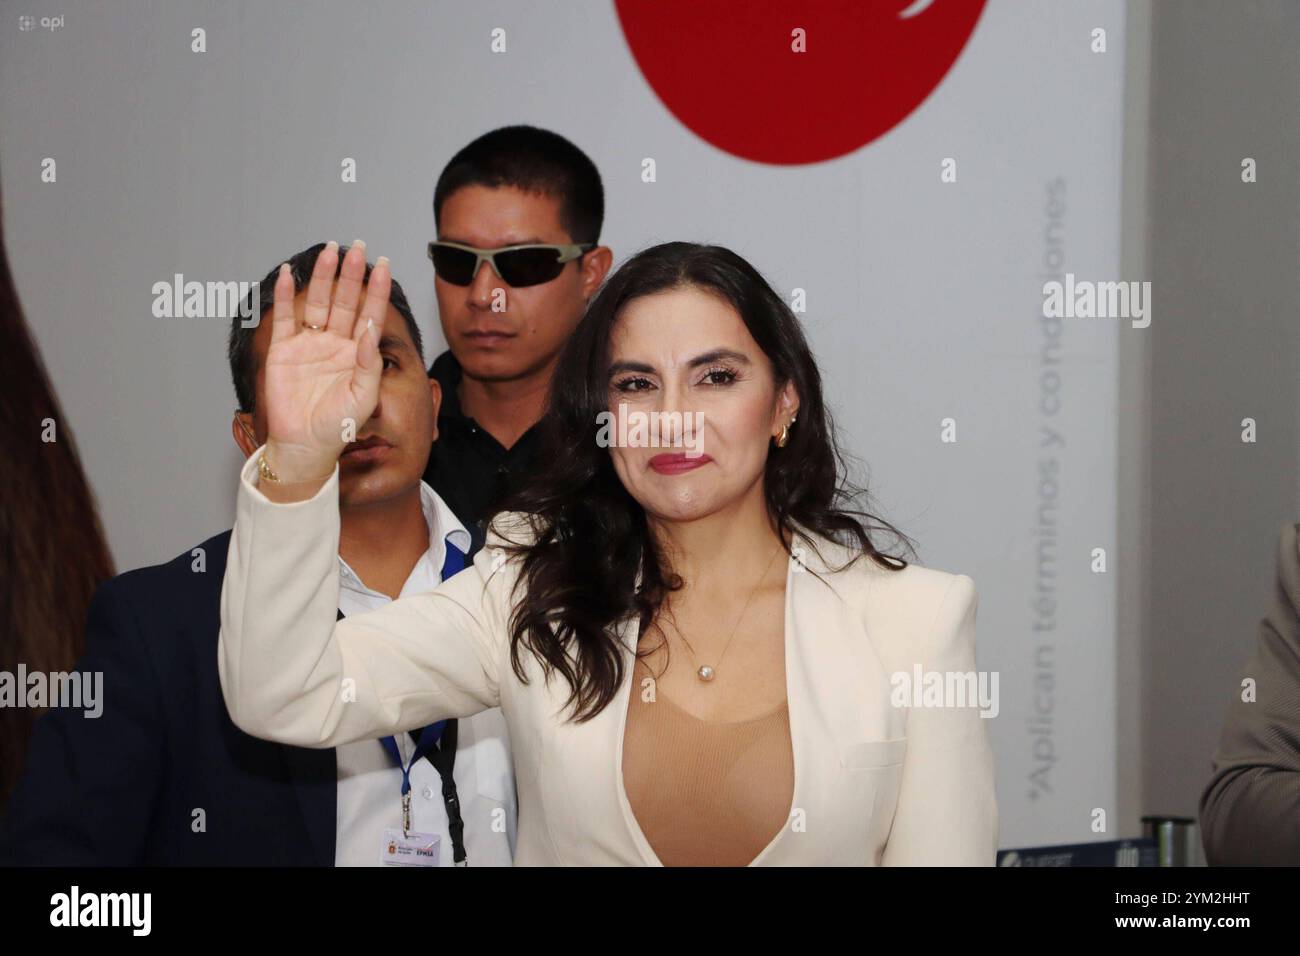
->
<box><xmin>380</xmin><ymin>829</ymin><xmax>442</xmax><ymax>867</ymax></box>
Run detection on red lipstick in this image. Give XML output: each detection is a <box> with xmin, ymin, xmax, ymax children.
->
<box><xmin>648</xmin><ymin>452</ymin><xmax>712</xmax><ymax>475</ymax></box>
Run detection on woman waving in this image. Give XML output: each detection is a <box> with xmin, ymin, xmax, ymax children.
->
<box><xmin>219</xmin><ymin>239</ymin><xmax>996</xmax><ymax>866</ymax></box>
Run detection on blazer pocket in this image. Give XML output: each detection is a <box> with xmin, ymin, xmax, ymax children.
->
<box><xmin>466</xmin><ymin>712</ymin><xmax>515</xmax><ymax>805</ymax></box>
<box><xmin>840</xmin><ymin>737</ymin><xmax>908</xmax><ymax>770</ymax></box>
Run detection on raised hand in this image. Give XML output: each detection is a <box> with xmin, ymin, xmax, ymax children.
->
<box><xmin>261</xmin><ymin>240</ymin><xmax>392</xmax><ymax>486</ymax></box>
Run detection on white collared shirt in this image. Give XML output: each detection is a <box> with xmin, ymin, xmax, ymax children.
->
<box><xmin>333</xmin><ymin>481</ymin><xmax>516</xmax><ymax>866</ymax></box>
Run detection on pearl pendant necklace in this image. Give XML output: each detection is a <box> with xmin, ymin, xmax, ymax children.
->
<box><xmin>674</xmin><ymin>542</ymin><xmax>784</xmax><ymax>684</ymax></box>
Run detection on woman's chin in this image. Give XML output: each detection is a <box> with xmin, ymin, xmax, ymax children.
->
<box><xmin>638</xmin><ymin>491</ymin><xmax>721</xmax><ymax>525</ymax></box>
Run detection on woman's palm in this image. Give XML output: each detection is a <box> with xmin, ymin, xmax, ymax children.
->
<box><xmin>261</xmin><ymin>242</ymin><xmax>393</xmax><ymax>478</ymax></box>
<box><xmin>265</xmin><ymin>328</ymin><xmax>366</xmax><ymax>451</ymax></box>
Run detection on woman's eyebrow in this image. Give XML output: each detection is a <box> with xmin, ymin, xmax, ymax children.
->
<box><xmin>687</xmin><ymin>348</ymin><xmax>750</xmax><ymax>368</ymax></box>
<box><xmin>378</xmin><ymin>335</ymin><xmax>413</xmax><ymax>353</ymax></box>
<box><xmin>607</xmin><ymin>359</ymin><xmax>654</xmax><ymax>376</ymax></box>
<box><xmin>607</xmin><ymin>349</ymin><xmax>752</xmax><ymax>378</ymax></box>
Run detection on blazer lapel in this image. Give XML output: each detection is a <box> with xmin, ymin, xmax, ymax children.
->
<box><xmin>787</xmin><ymin>523</ymin><xmax>904</xmax><ymax>743</ymax></box>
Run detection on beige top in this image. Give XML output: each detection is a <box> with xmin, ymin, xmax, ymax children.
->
<box><xmin>622</xmin><ymin>658</ymin><xmax>795</xmax><ymax>866</ymax></box>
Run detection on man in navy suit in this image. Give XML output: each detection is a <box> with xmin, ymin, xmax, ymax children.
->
<box><xmin>0</xmin><ymin>242</ymin><xmax>515</xmax><ymax>866</ymax></box>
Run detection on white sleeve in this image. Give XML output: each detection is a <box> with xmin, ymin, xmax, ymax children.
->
<box><xmin>218</xmin><ymin>447</ymin><xmax>528</xmax><ymax>749</ymax></box>
<box><xmin>881</xmin><ymin>574</ymin><xmax>1000</xmax><ymax>865</ymax></box>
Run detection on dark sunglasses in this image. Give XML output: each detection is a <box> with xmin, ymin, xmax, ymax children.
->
<box><xmin>427</xmin><ymin>240</ymin><xmax>594</xmax><ymax>288</ymax></box>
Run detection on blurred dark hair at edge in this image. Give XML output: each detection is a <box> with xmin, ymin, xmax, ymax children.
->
<box><xmin>0</xmin><ymin>174</ymin><xmax>115</xmax><ymax>808</ymax></box>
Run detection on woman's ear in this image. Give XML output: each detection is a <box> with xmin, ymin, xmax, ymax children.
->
<box><xmin>778</xmin><ymin>380</ymin><xmax>800</xmax><ymax>424</ymax></box>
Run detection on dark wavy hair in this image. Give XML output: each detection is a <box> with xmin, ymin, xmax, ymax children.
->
<box><xmin>494</xmin><ymin>241</ymin><xmax>912</xmax><ymax>722</ymax></box>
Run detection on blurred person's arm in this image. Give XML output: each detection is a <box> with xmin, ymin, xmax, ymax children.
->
<box><xmin>0</xmin><ymin>582</ymin><xmax>162</xmax><ymax>864</ymax></box>
<box><xmin>1199</xmin><ymin>522</ymin><xmax>1300</xmax><ymax>865</ymax></box>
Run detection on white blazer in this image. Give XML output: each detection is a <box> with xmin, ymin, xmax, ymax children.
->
<box><xmin>219</xmin><ymin>451</ymin><xmax>998</xmax><ymax>866</ymax></box>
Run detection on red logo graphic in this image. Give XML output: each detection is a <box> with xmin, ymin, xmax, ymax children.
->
<box><xmin>615</xmin><ymin>0</ymin><xmax>987</xmax><ymax>165</ymax></box>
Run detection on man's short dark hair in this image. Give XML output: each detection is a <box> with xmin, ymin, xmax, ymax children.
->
<box><xmin>433</xmin><ymin>125</ymin><xmax>604</xmax><ymax>245</ymax></box>
<box><xmin>228</xmin><ymin>243</ymin><xmax>423</xmax><ymax>415</ymax></box>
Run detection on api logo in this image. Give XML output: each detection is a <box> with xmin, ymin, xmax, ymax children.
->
<box><xmin>19</xmin><ymin>14</ymin><xmax>64</xmax><ymax>31</ymax></box>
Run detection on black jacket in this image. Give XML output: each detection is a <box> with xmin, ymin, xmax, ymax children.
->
<box><xmin>0</xmin><ymin>531</ymin><xmax>337</xmax><ymax>865</ymax></box>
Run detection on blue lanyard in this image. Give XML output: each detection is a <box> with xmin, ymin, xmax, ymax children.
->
<box><xmin>379</xmin><ymin>723</ymin><xmax>446</xmax><ymax>796</ymax></box>
<box><xmin>378</xmin><ymin>538</ymin><xmax>467</xmax><ymax>832</ymax></box>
